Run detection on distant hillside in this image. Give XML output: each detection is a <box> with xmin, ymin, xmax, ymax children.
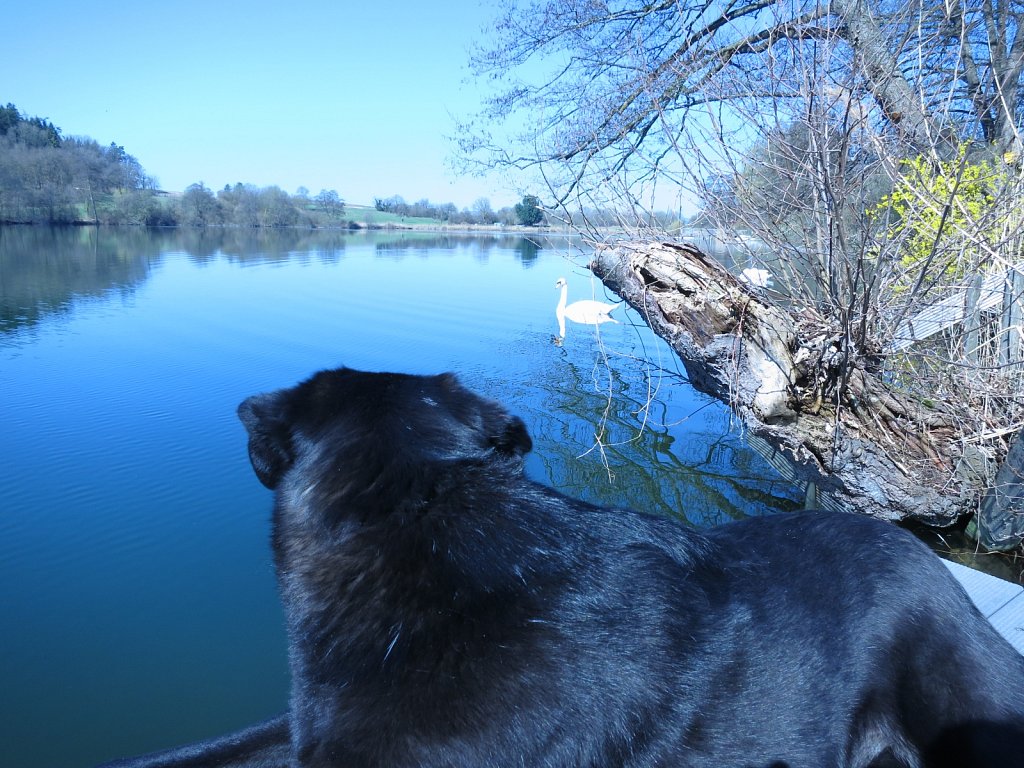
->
<box><xmin>0</xmin><ymin>102</ymin><xmax>542</xmax><ymax>229</ymax></box>
<box><xmin>0</xmin><ymin>102</ymin><xmax>155</xmax><ymax>224</ymax></box>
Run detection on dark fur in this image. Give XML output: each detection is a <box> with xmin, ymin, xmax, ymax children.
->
<box><xmin>102</xmin><ymin>366</ymin><xmax>1024</xmax><ymax>767</ymax></box>
<box><xmin>95</xmin><ymin>715</ymin><xmax>289</xmax><ymax>768</ymax></box>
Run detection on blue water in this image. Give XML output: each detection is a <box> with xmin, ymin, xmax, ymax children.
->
<box><xmin>0</xmin><ymin>226</ymin><xmax>801</xmax><ymax>767</ymax></box>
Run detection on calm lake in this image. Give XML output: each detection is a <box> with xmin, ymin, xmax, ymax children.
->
<box><xmin>0</xmin><ymin>225</ymin><xmax>802</xmax><ymax>768</ymax></box>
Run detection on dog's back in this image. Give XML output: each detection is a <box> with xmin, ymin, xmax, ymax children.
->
<box><xmin>702</xmin><ymin>511</ymin><xmax>1024</xmax><ymax>767</ymax></box>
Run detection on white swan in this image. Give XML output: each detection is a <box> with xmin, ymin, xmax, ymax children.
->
<box><xmin>740</xmin><ymin>267</ymin><xmax>772</xmax><ymax>288</ymax></box>
<box><xmin>555</xmin><ymin>277</ymin><xmax>621</xmax><ymax>338</ymax></box>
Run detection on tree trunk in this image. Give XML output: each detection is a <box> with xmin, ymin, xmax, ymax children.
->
<box><xmin>592</xmin><ymin>240</ymin><xmax>972</xmax><ymax>526</ymax></box>
<box><xmin>834</xmin><ymin>0</ymin><xmax>956</xmax><ymax>159</ymax></box>
<box><xmin>974</xmin><ymin>433</ymin><xmax>1024</xmax><ymax>550</ymax></box>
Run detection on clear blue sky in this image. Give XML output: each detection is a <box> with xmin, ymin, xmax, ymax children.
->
<box><xmin>3</xmin><ymin>1</ymin><xmax>524</xmax><ymax>208</ymax></box>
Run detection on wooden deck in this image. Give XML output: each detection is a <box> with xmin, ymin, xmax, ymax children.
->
<box><xmin>945</xmin><ymin>560</ymin><xmax>1024</xmax><ymax>654</ymax></box>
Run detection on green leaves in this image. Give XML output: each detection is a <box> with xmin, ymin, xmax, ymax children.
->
<box><xmin>870</xmin><ymin>145</ymin><xmax>1011</xmax><ymax>286</ymax></box>
<box><xmin>514</xmin><ymin>194</ymin><xmax>544</xmax><ymax>226</ymax></box>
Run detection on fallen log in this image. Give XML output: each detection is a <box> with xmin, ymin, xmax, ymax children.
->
<box><xmin>592</xmin><ymin>240</ymin><xmax>975</xmax><ymax>527</ymax></box>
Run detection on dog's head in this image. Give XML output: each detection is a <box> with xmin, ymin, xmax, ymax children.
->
<box><xmin>237</xmin><ymin>366</ymin><xmax>532</xmax><ymax>495</ymax></box>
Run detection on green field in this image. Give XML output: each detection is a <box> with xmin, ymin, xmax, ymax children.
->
<box><xmin>342</xmin><ymin>204</ymin><xmax>445</xmax><ymax>227</ymax></box>
<box><xmin>65</xmin><ymin>194</ymin><xmax>449</xmax><ymax>229</ymax></box>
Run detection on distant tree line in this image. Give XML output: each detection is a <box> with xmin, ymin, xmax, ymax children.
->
<box><xmin>0</xmin><ymin>102</ymin><xmax>351</xmax><ymax>227</ymax></box>
<box><xmin>176</xmin><ymin>182</ymin><xmax>348</xmax><ymax>228</ymax></box>
<box><xmin>0</xmin><ymin>103</ymin><xmax>158</xmax><ymax>224</ymax></box>
<box><xmin>373</xmin><ymin>193</ymin><xmax>550</xmax><ymax>226</ymax></box>
<box><xmin>0</xmin><ymin>102</ymin><xmax>563</xmax><ymax>229</ymax></box>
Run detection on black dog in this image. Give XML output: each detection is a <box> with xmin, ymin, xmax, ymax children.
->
<box><xmin>102</xmin><ymin>366</ymin><xmax>1024</xmax><ymax>767</ymax></box>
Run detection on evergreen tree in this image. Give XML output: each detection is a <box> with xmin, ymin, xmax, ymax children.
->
<box><xmin>514</xmin><ymin>195</ymin><xmax>543</xmax><ymax>226</ymax></box>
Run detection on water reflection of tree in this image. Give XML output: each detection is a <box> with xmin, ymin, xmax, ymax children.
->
<box><xmin>199</xmin><ymin>230</ymin><xmax>554</xmax><ymax>264</ymax></box>
<box><xmin>513</xmin><ymin>237</ymin><xmax>541</xmax><ymax>265</ymax></box>
<box><xmin>523</xmin><ymin>356</ymin><xmax>801</xmax><ymax>529</ymax></box>
<box><xmin>372</xmin><ymin>232</ymin><xmax>554</xmax><ymax>264</ymax></box>
<box><xmin>179</xmin><ymin>227</ymin><xmax>353</xmax><ymax>263</ymax></box>
<box><xmin>0</xmin><ymin>226</ymin><xmax>167</xmax><ymax>334</ymax></box>
<box><xmin>0</xmin><ymin>229</ymin><xmax>571</xmax><ymax>336</ymax></box>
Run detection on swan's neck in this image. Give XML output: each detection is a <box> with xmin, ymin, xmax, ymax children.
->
<box><xmin>557</xmin><ymin>283</ymin><xmax>567</xmax><ymax>314</ymax></box>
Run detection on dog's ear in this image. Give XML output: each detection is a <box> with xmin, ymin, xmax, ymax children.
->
<box><xmin>237</xmin><ymin>391</ymin><xmax>294</xmax><ymax>489</ymax></box>
<box><xmin>489</xmin><ymin>413</ymin><xmax>533</xmax><ymax>457</ymax></box>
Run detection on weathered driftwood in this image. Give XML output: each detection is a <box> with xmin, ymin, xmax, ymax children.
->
<box><xmin>592</xmin><ymin>241</ymin><xmax>974</xmax><ymax>527</ymax></box>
